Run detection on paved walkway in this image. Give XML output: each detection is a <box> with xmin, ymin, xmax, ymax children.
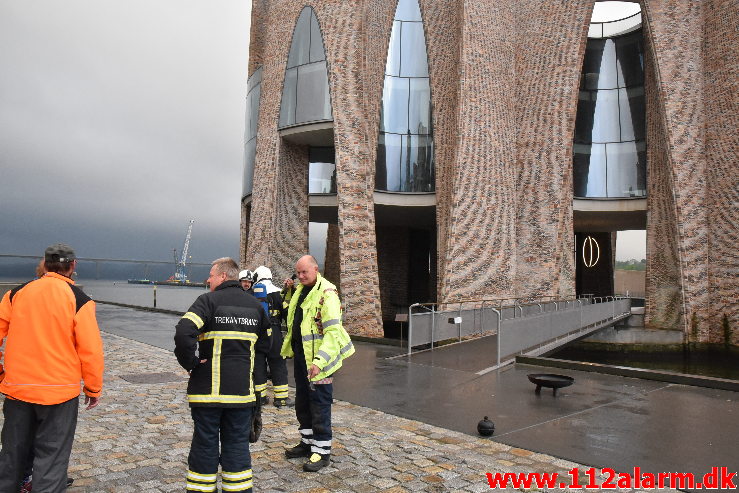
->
<box><xmin>1</xmin><ymin>329</ymin><xmax>678</xmax><ymax>492</ymax></box>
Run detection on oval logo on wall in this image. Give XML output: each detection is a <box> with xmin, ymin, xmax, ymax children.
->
<box><xmin>582</xmin><ymin>236</ymin><xmax>600</xmax><ymax>268</ymax></box>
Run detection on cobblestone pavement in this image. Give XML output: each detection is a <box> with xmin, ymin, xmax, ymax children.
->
<box><xmin>1</xmin><ymin>332</ymin><xmax>677</xmax><ymax>492</ymax></box>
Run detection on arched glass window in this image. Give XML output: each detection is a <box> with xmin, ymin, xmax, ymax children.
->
<box><xmin>278</xmin><ymin>7</ymin><xmax>332</xmax><ymax>128</ymax></box>
<box><xmin>573</xmin><ymin>8</ymin><xmax>646</xmax><ymax>199</ymax></box>
<box><xmin>375</xmin><ymin>0</ymin><xmax>434</xmax><ymax>193</ymax></box>
<box><xmin>243</xmin><ymin>67</ymin><xmax>262</xmax><ymax>198</ymax></box>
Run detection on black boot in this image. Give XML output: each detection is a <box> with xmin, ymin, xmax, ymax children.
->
<box><xmin>302</xmin><ymin>453</ymin><xmax>330</xmax><ymax>472</ymax></box>
<box><xmin>274</xmin><ymin>397</ymin><xmax>294</xmax><ymax>408</ymax></box>
<box><xmin>285</xmin><ymin>442</ymin><xmax>311</xmax><ymax>459</ymax></box>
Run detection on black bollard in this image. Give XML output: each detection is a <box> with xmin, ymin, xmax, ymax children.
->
<box><xmin>477</xmin><ymin>416</ymin><xmax>495</xmax><ymax>436</ymax></box>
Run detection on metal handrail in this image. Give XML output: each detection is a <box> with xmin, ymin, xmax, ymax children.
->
<box><xmin>406</xmin><ymin>294</ymin><xmax>630</xmax><ymax>355</ymax></box>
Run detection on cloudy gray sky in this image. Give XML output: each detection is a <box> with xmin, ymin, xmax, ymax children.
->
<box><xmin>0</xmin><ymin>1</ymin><xmax>645</xmax><ymax>268</ymax></box>
<box><xmin>0</xmin><ymin>0</ymin><xmax>251</xmax><ymax>263</ymax></box>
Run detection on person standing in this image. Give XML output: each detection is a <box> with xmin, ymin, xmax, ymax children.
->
<box><xmin>251</xmin><ymin>266</ymin><xmax>292</xmax><ymax>408</ymax></box>
<box><xmin>238</xmin><ymin>269</ymin><xmax>254</xmax><ymax>293</ymax></box>
<box><xmin>0</xmin><ymin>243</ymin><xmax>104</xmax><ymax>492</ymax></box>
<box><xmin>281</xmin><ymin>255</ymin><xmax>354</xmax><ymax>472</ymax></box>
<box><xmin>175</xmin><ymin>257</ymin><xmax>270</xmax><ymax>493</ymax></box>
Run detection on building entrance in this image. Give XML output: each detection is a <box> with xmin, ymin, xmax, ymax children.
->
<box><xmin>575</xmin><ymin>232</ymin><xmax>614</xmax><ymax>298</ymax></box>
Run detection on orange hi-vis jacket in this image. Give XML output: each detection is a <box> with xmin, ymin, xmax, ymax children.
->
<box><xmin>0</xmin><ymin>272</ymin><xmax>104</xmax><ymax>405</ymax></box>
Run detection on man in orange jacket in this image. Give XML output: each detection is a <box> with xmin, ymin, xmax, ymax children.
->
<box><xmin>0</xmin><ymin>243</ymin><xmax>104</xmax><ymax>492</ymax></box>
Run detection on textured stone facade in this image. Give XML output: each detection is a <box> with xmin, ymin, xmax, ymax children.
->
<box><xmin>241</xmin><ymin>0</ymin><xmax>738</xmax><ymax>343</ymax></box>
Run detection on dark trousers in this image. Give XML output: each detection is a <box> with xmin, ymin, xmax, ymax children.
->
<box><xmin>293</xmin><ymin>358</ymin><xmax>333</xmax><ymax>457</ymax></box>
<box><xmin>187</xmin><ymin>406</ymin><xmax>253</xmax><ymax>492</ymax></box>
<box><xmin>0</xmin><ymin>397</ymin><xmax>78</xmax><ymax>493</ymax></box>
<box><xmin>254</xmin><ymin>328</ymin><xmax>289</xmax><ymax>398</ymax></box>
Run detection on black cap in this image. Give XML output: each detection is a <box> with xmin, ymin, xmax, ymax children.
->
<box><xmin>45</xmin><ymin>243</ymin><xmax>76</xmax><ymax>263</ymax></box>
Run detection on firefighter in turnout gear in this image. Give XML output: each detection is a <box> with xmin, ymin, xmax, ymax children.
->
<box><xmin>251</xmin><ymin>266</ymin><xmax>292</xmax><ymax>407</ymax></box>
<box><xmin>281</xmin><ymin>255</ymin><xmax>354</xmax><ymax>472</ymax></box>
<box><xmin>174</xmin><ymin>258</ymin><xmax>270</xmax><ymax>493</ymax></box>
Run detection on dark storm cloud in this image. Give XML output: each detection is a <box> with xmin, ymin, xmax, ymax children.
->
<box><xmin>0</xmin><ymin>0</ymin><xmax>251</xmax><ymax>263</ymax></box>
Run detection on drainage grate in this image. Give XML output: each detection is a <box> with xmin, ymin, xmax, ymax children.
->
<box><xmin>118</xmin><ymin>372</ymin><xmax>186</xmax><ymax>384</ymax></box>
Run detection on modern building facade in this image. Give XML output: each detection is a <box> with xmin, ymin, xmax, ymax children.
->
<box><xmin>241</xmin><ymin>0</ymin><xmax>738</xmax><ymax>345</ymax></box>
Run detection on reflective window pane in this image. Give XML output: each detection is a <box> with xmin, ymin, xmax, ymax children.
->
<box><xmin>385</xmin><ymin>21</ymin><xmax>401</xmax><ymax>76</ymax></box>
<box><xmin>606</xmin><ymin>141</ymin><xmax>646</xmax><ymax>197</ymax></box>
<box><xmin>309</xmin><ymin>12</ymin><xmax>327</xmax><ymax>63</ymax></box>
<box><xmin>400</xmin><ymin>134</ymin><xmax>434</xmax><ymax>192</ymax></box>
<box><xmin>278</xmin><ymin>67</ymin><xmax>298</xmax><ymax>127</ymax></box>
<box><xmin>310</xmin><ymin>146</ymin><xmax>335</xmax><ymax>164</ymax></box>
<box><xmin>380</xmin><ymin>76</ymin><xmax>409</xmax><ymax>134</ymax></box>
<box><xmin>309</xmin><ymin>146</ymin><xmax>336</xmax><ymax>194</ymax></box>
<box><xmin>619</xmin><ymin>86</ymin><xmax>645</xmax><ymax>141</ymax></box>
<box><xmin>376</xmin><ymin>133</ymin><xmax>403</xmax><ymax>191</ymax></box>
<box><xmin>573</xmin><ymin>143</ymin><xmax>607</xmax><ymax>198</ymax></box>
<box><xmin>408</xmin><ymin>78</ymin><xmax>431</xmax><ymax>135</ymax></box>
<box><xmin>246</xmin><ymin>67</ymin><xmax>262</xmax><ymax>93</ymax></box>
<box><xmin>590</xmin><ymin>89</ymin><xmax>620</xmax><ymax>143</ymax></box>
<box><xmin>395</xmin><ymin>0</ymin><xmax>422</xmax><ymax>22</ymax></box>
<box><xmin>597</xmin><ymin>39</ymin><xmax>618</xmax><ymax>89</ymax></box>
<box><xmin>400</xmin><ymin>22</ymin><xmax>429</xmax><ymax>77</ymax></box>
<box><xmin>287</xmin><ymin>8</ymin><xmax>312</xmax><ymax>68</ymax></box>
<box><xmin>309</xmin><ymin>162</ymin><xmax>336</xmax><ymax>194</ymax></box>
<box><xmin>246</xmin><ymin>83</ymin><xmax>261</xmax><ymax>141</ymax></box>
<box><xmin>615</xmin><ymin>32</ymin><xmax>644</xmax><ymax>87</ymax></box>
<box><xmin>582</xmin><ymin>38</ymin><xmax>618</xmax><ymax>90</ymax></box>
<box><xmin>581</xmin><ymin>39</ymin><xmax>604</xmax><ymax>90</ymax></box>
<box><xmin>243</xmin><ymin>139</ymin><xmax>257</xmax><ymax>196</ymax></box>
<box><xmin>296</xmin><ymin>62</ymin><xmax>332</xmax><ymax>124</ymax></box>
<box><xmin>574</xmin><ymin>90</ymin><xmax>595</xmax><ymax>143</ymax></box>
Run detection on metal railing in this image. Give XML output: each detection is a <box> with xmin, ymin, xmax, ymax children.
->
<box><xmin>408</xmin><ymin>296</ymin><xmax>632</xmax><ymax>363</ymax></box>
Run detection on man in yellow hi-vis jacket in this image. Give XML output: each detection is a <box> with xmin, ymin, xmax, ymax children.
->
<box><xmin>281</xmin><ymin>255</ymin><xmax>354</xmax><ymax>472</ymax></box>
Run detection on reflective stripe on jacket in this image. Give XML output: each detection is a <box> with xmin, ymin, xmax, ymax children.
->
<box><xmin>174</xmin><ymin>281</ymin><xmax>270</xmax><ymax>407</ymax></box>
<box><xmin>280</xmin><ymin>273</ymin><xmax>354</xmax><ymax>380</ymax></box>
<box><xmin>0</xmin><ymin>272</ymin><xmax>104</xmax><ymax>405</ymax></box>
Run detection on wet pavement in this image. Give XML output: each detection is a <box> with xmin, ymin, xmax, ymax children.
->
<box><xmin>337</xmin><ymin>344</ymin><xmax>739</xmax><ymax>484</ymax></box>
<box><xmin>3</xmin><ymin>302</ymin><xmax>734</xmax><ymax>491</ymax></box>
<box><xmin>95</xmin><ymin>303</ymin><xmax>739</xmax><ymax>485</ymax></box>
<box><xmin>107</xmin><ymin>304</ymin><xmax>738</xmax><ymax>481</ymax></box>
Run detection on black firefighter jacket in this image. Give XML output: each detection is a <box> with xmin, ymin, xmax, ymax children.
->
<box><xmin>174</xmin><ymin>280</ymin><xmax>270</xmax><ymax>407</ymax></box>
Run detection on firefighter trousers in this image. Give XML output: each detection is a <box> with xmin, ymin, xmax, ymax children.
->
<box><xmin>187</xmin><ymin>406</ymin><xmax>254</xmax><ymax>492</ymax></box>
<box><xmin>293</xmin><ymin>358</ymin><xmax>333</xmax><ymax>457</ymax></box>
<box><xmin>253</xmin><ymin>327</ymin><xmax>289</xmax><ymax>400</ymax></box>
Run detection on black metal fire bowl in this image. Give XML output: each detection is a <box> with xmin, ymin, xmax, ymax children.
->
<box><xmin>527</xmin><ymin>373</ymin><xmax>574</xmax><ymax>396</ymax></box>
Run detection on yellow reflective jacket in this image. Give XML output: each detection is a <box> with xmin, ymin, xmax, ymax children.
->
<box><xmin>281</xmin><ymin>274</ymin><xmax>354</xmax><ymax>380</ymax></box>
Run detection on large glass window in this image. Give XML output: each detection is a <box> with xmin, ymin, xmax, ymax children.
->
<box><xmin>308</xmin><ymin>147</ymin><xmax>336</xmax><ymax>194</ymax></box>
<box><xmin>242</xmin><ymin>67</ymin><xmax>262</xmax><ymax>197</ymax></box>
<box><xmin>279</xmin><ymin>7</ymin><xmax>333</xmax><ymax>128</ymax></box>
<box><xmin>573</xmin><ymin>14</ymin><xmax>646</xmax><ymax>199</ymax></box>
<box><xmin>376</xmin><ymin>0</ymin><xmax>435</xmax><ymax>193</ymax></box>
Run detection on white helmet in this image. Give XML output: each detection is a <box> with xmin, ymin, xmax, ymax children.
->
<box><xmin>253</xmin><ymin>266</ymin><xmax>272</xmax><ymax>283</ymax></box>
<box><xmin>239</xmin><ymin>269</ymin><xmax>254</xmax><ymax>282</ymax></box>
